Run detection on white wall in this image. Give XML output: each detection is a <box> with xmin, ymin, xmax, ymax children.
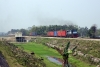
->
<box><xmin>15</xmin><ymin>32</ymin><xmax>22</xmax><ymax>37</ymax></box>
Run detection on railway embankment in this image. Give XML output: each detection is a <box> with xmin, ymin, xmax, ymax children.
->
<box><xmin>0</xmin><ymin>51</ymin><xmax>10</xmax><ymax>67</ymax></box>
<box><xmin>30</xmin><ymin>37</ymin><xmax>100</xmax><ymax>67</ymax></box>
<box><xmin>0</xmin><ymin>41</ymin><xmax>46</xmax><ymax>67</ymax></box>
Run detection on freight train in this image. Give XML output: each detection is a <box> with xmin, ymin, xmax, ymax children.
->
<box><xmin>47</xmin><ymin>30</ymin><xmax>78</xmax><ymax>38</ymax></box>
<box><xmin>29</xmin><ymin>30</ymin><xmax>78</xmax><ymax>38</ymax></box>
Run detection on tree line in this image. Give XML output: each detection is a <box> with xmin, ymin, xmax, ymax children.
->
<box><xmin>7</xmin><ymin>24</ymin><xmax>100</xmax><ymax>38</ymax></box>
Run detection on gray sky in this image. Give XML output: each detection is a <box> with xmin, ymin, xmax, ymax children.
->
<box><xmin>0</xmin><ymin>0</ymin><xmax>100</xmax><ymax>32</ymax></box>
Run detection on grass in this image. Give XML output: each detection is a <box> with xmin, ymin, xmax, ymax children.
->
<box><xmin>15</xmin><ymin>42</ymin><xmax>96</xmax><ymax>67</ymax></box>
<box><xmin>16</xmin><ymin>43</ymin><xmax>61</xmax><ymax>56</ymax></box>
<box><xmin>69</xmin><ymin>56</ymin><xmax>95</xmax><ymax>67</ymax></box>
<box><xmin>15</xmin><ymin>42</ymin><xmax>62</xmax><ymax>67</ymax></box>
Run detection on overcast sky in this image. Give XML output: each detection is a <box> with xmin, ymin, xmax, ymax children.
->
<box><xmin>0</xmin><ymin>0</ymin><xmax>100</xmax><ymax>32</ymax></box>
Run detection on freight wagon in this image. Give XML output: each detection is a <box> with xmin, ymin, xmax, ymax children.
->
<box><xmin>54</xmin><ymin>31</ymin><xmax>57</xmax><ymax>37</ymax></box>
<box><xmin>47</xmin><ymin>31</ymin><xmax>54</xmax><ymax>37</ymax></box>
<box><xmin>29</xmin><ymin>32</ymin><xmax>37</xmax><ymax>36</ymax></box>
<box><xmin>57</xmin><ymin>30</ymin><xmax>66</xmax><ymax>37</ymax></box>
<box><xmin>47</xmin><ymin>30</ymin><xmax>78</xmax><ymax>38</ymax></box>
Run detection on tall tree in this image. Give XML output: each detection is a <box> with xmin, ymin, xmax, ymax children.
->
<box><xmin>20</xmin><ymin>29</ymin><xmax>28</xmax><ymax>36</ymax></box>
<box><xmin>88</xmin><ymin>24</ymin><xmax>97</xmax><ymax>38</ymax></box>
<box><xmin>78</xmin><ymin>27</ymin><xmax>89</xmax><ymax>37</ymax></box>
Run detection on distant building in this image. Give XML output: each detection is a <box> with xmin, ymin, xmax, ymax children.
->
<box><xmin>15</xmin><ymin>32</ymin><xmax>26</xmax><ymax>42</ymax></box>
<box><xmin>15</xmin><ymin>32</ymin><xmax>22</xmax><ymax>37</ymax></box>
<box><xmin>8</xmin><ymin>33</ymin><xmax>15</xmax><ymax>37</ymax></box>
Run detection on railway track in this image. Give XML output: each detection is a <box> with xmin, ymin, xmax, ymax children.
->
<box><xmin>40</xmin><ymin>36</ymin><xmax>100</xmax><ymax>41</ymax></box>
<box><xmin>0</xmin><ymin>36</ymin><xmax>100</xmax><ymax>42</ymax></box>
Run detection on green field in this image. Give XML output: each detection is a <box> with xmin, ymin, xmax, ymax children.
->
<box><xmin>15</xmin><ymin>42</ymin><xmax>62</xmax><ymax>67</ymax></box>
<box><xmin>15</xmin><ymin>42</ymin><xmax>96</xmax><ymax>67</ymax></box>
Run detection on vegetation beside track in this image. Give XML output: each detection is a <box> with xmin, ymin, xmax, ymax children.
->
<box><xmin>15</xmin><ymin>42</ymin><xmax>96</xmax><ymax>67</ymax></box>
<box><xmin>0</xmin><ymin>41</ymin><xmax>24</xmax><ymax>67</ymax></box>
<box><xmin>15</xmin><ymin>42</ymin><xmax>62</xmax><ymax>67</ymax></box>
<box><xmin>29</xmin><ymin>37</ymin><xmax>98</xmax><ymax>67</ymax></box>
<box><xmin>0</xmin><ymin>41</ymin><xmax>46</xmax><ymax>67</ymax></box>
<box><xmin>0</xmin><ymin>36</ymin><xmax>99</xmax><ymax>67</ymax></box>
